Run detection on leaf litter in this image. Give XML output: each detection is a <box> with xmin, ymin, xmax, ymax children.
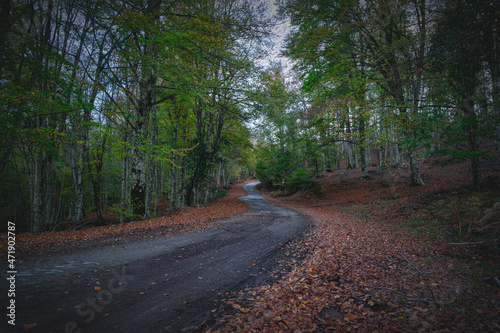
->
<box><xmin>13</xmin><ymin>183</ymin><xmax>249</xmax><ymax>256</ymax></box>
<box><xmin>9</xmin><ymin>157</ymin><xmax>500</xmax><ymax>332</ymax></box>
<box><xmin>209</xmin><ymin>157</ymin><xmax>500</xmax><ymax>332</ymax></box>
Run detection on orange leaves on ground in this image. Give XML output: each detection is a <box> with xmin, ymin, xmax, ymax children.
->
<box><xmin>210</xmin><ymin>166</ymin><xmax>500</xmax><ymax>332</ymax></box>
<box><xmin>14</xmin><ymin>183</ymin><xmax>250</xmax><ymax>252</ymax></box>
<box><xmin>24</xmin><ymin>323</ymin><xmax>38</xmax><ymax>329</ymax></box>
<box><xmin>345</xmin><ymin>313</ymin><xmax>357</xmax><ymax>321</ymax></box>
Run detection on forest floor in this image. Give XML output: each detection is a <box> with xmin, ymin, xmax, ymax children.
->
<box><xmin>11</xmin><ymin>183</ymin><xmax>310</xmax><ymax>332</ymax></box>
<box><xmin>14</xmin><ymin>185</ymin><xmax>250</xmax><ymax>255</ymax></box>
<box><xmin>10</xmin><ymin>154</ymin><xmax>500</xmax><ymax>332</ymax></box>
<box><xmin>209</xmin><ymin>156</ymin><xmax>500</xmax><ymax>332</ymax></box>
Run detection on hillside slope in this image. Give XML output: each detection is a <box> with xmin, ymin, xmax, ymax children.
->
<box><xmin>211</xmin><ymin>156</ymin><xmax>500</xmax><ymax>332</ymax></box>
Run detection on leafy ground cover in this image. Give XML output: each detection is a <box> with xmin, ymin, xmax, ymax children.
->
<box><xmin>11</xmin><ymin>184</ymin><xmax>249</xmax><ymax>253</ymax></box>
<box><xmin>210</xmin><ymin>156</ymin><xmax>500</xmax><ymax>332</ymax></box>
<box><xmin>7</xmin><ymin>155</ymin><xmax>500</xmax><ymax>332</ymax></box>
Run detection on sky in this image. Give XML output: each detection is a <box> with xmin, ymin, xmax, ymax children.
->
<box><xmin>259</xmin><ymin>0</ymin><xmax>293</xmax><ymax>69</ymax></box>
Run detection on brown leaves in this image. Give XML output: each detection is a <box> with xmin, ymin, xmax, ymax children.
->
<box><xmin>210</xmin><ymin>169</ymin><xmax>500</xmax><ymax>332</ymax></box>
<box><xmin>13</xmin><ymin>183</ymin><xmax>250</xmax><ymax>251</ymax></box>
<box><xmin>345</xmin><ymin>313</ymin><xmax>357</xmax><ymax>321</ymax></box>
<box><xmin>24</xmin><ymin>323</ymin><xmax>38</xmax><ymax>329</ymax></box>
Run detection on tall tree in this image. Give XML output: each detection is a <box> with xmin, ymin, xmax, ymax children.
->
<box><xmin>429</xmin><ymin>0</ymin><xmax>499</xmax><ymax>190</ymax></box>
<box><xmin>0</xmin><ymin>0</ymin><xmax>272</xmax><ymax>232</ymax></box>
<box><xmin>280</xmin><ymin>0</ymin><xmax>432</xmax><ymax>185</ymax></box>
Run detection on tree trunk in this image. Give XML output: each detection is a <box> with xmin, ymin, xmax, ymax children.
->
<box><xmin>409</xmin><ymin>150</ymin><xmax>425</xmax><ymax>186</ymax></box>
<box><xmin>395</xmin><ymin>143</ymin><xmax>401</xmax><ymax>166</ymax></box>
<box><xmin>31</xmin><ymin>149</ymin><xmax>45</xmax><ymax>232</ymax></box>
<box><xmin>88</xmin><ymin>136</ymin><xmax>106</xmax><ymax>223</ymax></box>
<box><xmin>216</xmin><ymin>161</ymin><xmax>223</xmax><ymax>189</ymax></box>
<box><xmin>471</xmin><ymin>153</ymin><xmax>481</xmax><ymax>191</ymax></box>
<box><xmin>345</xmin><ymin>119</ymin><xmax>355</xmax><ymax>169</ymax></box>
<box><xmin>409</xmin><ymin>0</ymin><xmax>426</xmax><ymax>186</ymax></box>
<box><xmin>120</xmin><ymin>132</ymin><xmax>130</xmax><ymax>223</ymax></box>
<box><xmin>359</xmin><ymin>113</ymin><xmax>369</xmax><ymax>178</ymax></box>
<box><xmin>169</xmin><ymin>160</ymin><xmax>177</xmax><ymax>213</ymax></box>
<box><xmin>130</xmin><ymin>146</ymin><xmax>146</xmax><ymax>218</ymax></box>
<box><xmin>130</xmin><ymin>71</ymin><xmax>155</xmax><ymax>218</ymax></box>
<box><xmin>44</xmin><ymin>154</ymin><xmax>57</xmax><ymax>228</ymax></box>
<box><xmin>490</xmin><ymin>44</ymin><xmax>500</xmax><ymax>155</ymax></box>
<box><xmin>144</xmin><ymin>103</ymin><xmax>158</xmax><ymax>220</ymax></box>
<box><xmin>69</xmin><ymin>140</ymin><xmax>85</xmax><ymax>222</ymax></box>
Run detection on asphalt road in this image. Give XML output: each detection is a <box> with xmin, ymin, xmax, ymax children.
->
<box><xmin>4</xmin><ymin>182</ymin><xmax>310</xmax><ymax>333</ymax></box>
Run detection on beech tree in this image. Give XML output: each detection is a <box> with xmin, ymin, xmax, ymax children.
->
<box><xmin>429</xmin><ymin>0</ymin><xmax>500</xmax><ymax>190</ymax></box>
<box><xmin>0</xmin><ymin>0</ymin><xmax>103</xmax><ymax>231</ymax></box>
<box><xmin>250</xmin><ymin>64</ymin><xmax>318</xmax><ymax>193</ymax></box>
<box><xmin>280</xmin><ymin>0</ymin><xmax>436</xmax><ymax>186</ymax></box>
<box><xmin>0</xmin><ymin>0</ymin><xmax>271</xmax><ymax>232</ymax></box>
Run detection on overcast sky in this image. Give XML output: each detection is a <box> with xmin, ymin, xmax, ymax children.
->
<box><xmin>259</xmin><ymin>0</ymin><xmax>293</xmax><ymax>69</ymax></box>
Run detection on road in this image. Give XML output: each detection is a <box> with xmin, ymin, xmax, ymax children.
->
<box><xmin>4</xmin><ymin>182</ymin><xmax>310</xmax><ymax>332</ymax></box>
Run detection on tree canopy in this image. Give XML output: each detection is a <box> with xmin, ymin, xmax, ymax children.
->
<box><xmin>1</xmin><ymin>0</ymin><xmax>498</xmax><ymax>232</ymax></box>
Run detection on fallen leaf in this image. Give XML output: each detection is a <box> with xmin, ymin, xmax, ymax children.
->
<box><xmin>345</xmin><ymin>313</ymin><xmax>357</xmax><ymax>321</ymax></box>
<box><xmin>24</xmin><ymin>323</ymin><xmax>38</xmax><ymax>329</ymax></box>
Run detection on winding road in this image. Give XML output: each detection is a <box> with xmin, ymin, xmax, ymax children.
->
<box><xmin>6</xmin><ymin>182</ymin><xmax>310</xmax><ymax>332</ymax></box>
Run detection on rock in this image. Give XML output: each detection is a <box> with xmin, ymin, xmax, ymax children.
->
<box><xmin>395</xmin><ymin>202</ymin><xmax>419</xmax><ymax>213</ymax></box>
<box><xmin>477</xmin><ymin>202</ymin><xmax>500</xmax><ymax>228</ymax></box>
<box><xmin>482</xmin><ymin>276</ymin><xmax>500</xmax><ymax>287</ymax></box>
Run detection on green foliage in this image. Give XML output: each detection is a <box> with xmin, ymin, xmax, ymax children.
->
<box><xmin>287</xmin><ymin>167</ymin><xmax>323</xmax><ymax>197</ymax></box>
<box><xmin>427</xmin><ymin>0</ymin><xmax>500</xmax><ymax>189</ymax></box>
<box><xmin>216</xmin><ymin>190</ymin><xmax>228</xmax><ymax>199</ymax></box>
<box><xmin>0</xmin><ymin>0</ymin><xmax>273</xmax><ymax>231</ymax></box>
<box><xmin>109</xmin><ymin>204</ymin><xmax>141</xmax><ymax>223</ymax></box>
<box><xmin>256</xmin><ymin>154</ymin><xmax>322</xmax><ymax>196</ymax></box>
<box><xmin>255</xmin><ymin>152</ymin><xmax>294</xmax><ymax>191</ymax></box>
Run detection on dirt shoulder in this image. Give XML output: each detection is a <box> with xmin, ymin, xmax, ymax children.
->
<box><xmin>13</xmin><ymin>182</ymin><xmax>250</xmax><ymax>254</ymax></box>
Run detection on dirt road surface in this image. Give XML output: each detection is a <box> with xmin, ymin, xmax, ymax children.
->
<box><xmin>5</xmin><ymin>182</ymin><xmax>310</xmax><ymax>332</ymax></box>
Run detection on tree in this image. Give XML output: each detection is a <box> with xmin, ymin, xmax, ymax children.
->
<box><xmin>0</xmin><ymin>0</ymin><xmax>272</xmax><ymax>232</ymax></box>
<box><xmin>0</xmin><ymin>0</ymin><xmax>101</xmax><ymax>231</ymax></box>
<box><xmin>251</xmin><ymin>64</ymin><xmax>314</xmax><ymax>193</ymax></box>
<box><xmin>280</xmin><ymin>0</ymin><xmax>433</xmax><ymax>185</ymax></box>
<box><xmin>429</xmin><ymin>0</ymin><xmax>499</xmax><ymax>190</ymax></box>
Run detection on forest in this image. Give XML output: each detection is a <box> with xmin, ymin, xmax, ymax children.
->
<box><xmin>1</xmin><ymin>0</ymin><xmax>499</xmax><ymax>234</ymax></box>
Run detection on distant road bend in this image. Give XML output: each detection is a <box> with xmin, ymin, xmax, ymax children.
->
<box><xmin>10</xmin><ymin>182</ymin><xmax>310</xmax><ymax>332</ymax></box>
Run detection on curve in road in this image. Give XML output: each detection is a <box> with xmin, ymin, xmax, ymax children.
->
<box><xmin>8</xmin><ymin>182</ymin><xmax>310</xmax><ymax>333</ymax></box>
